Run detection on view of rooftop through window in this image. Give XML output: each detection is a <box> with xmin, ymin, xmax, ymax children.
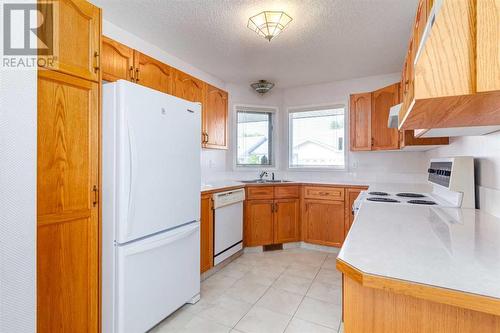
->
<box><xmin>289</xmin><ymin>107</ymin><xmax>345</xmax><ymax>168</ymax></box>
<box><xmin>236</xmin><ymin>111</ymin><xmax>273</xmax><ymax>166</ymax></box>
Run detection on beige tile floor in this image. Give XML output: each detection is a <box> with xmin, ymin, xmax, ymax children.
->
<box><xmin>150</xmin><ymin>248</ymin><xmax>343</xmax><ymax>333</ymax></box>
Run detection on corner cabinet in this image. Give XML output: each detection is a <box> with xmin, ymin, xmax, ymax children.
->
<box><xmin>101</xmin><ymin>36</ymin><xmax>229</xmax><ymax>150</ymax></box>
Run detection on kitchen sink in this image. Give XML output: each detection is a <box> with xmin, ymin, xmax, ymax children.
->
<box><xmin>239</xmin><ymin>179</ymin><xmax>292</xmax><ymax>184</ymax></box>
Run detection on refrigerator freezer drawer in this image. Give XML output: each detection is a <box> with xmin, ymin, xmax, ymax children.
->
<box><xmin>112</xmin><ymin>222</ymin><xmax>200</xmax><ymax>333</ymax></box>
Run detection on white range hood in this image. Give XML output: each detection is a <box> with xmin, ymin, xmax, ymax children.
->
<box><xmin>387</xmin><ymin>103</ymin><xmax>401</xmax><ymax>129</ymax></box>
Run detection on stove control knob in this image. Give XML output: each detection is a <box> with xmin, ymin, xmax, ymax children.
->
<box><xmin>428</xmin><ymin>168</ymin><xmax>436</xmax><ymax>174</ymax></box>
<box><xmin>444</xmin><ymin>170</ymin><xmax>451</xmax><ymax>176</ymax></box>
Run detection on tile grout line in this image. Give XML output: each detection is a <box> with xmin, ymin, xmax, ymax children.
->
<box><xmin>281</xmin><ymin>252</ymin><xmax>330</xmax><ymax>332</ymax></box>
<box><xmin>230</xmin><ymin>254</ymin><xmax>295</xmax><ymax>332</ymax></box>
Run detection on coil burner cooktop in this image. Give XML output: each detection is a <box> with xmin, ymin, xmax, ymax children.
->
<box><xmin>396</xmin><ymin>193</ymin><xmax>427</xmax><ymax>198</ymax></box>
<box><xmin>368</xmin><ymin>191</ymin><xmax>389</xmax><ymax>196</ymax></box>
<box><xmin>366</xmin><ymin>197</ymin><xmax>400</xmax><ymax>203</ymax></box>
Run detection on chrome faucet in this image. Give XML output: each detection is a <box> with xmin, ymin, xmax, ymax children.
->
<box><xmin>259</xmin><ymin>171</ymin><xmax>268</xmax><ymax>181</ymax></box>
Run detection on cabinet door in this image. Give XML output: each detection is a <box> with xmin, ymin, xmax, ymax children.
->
<box><xmin>344</xmin><ymin>188</ymin><xmax>365</xmax><ymax>236</ymax></box>
<box><xmin>204</xmin><ymin>84</ymin><xmax>228</xmax><ymax>149</ymax></box>
<box><xmin>38</xmin><ymin>0</ymin><xmax>101</xmax><ymax>82</ymax></box>
<box><xmin>349</xmin><ymin>93</ymin><xmax>372</xmax><ymax>151</ymax></box>
<box><xmin>172</xmin><ymin>69</ymin><xmax>205</xmax><ymax>103</ymax></box>
<box><xmin>200</xmin><ymin>194</ymin><xmax>214</xmax><ymax>273</ymax></box>
<box><xmin>134</xmin><ymin>51</ymin><xmax>173</xmax><ymax>94</ymax></box>
<box><xmin>102</xmin><ymin>36</ymin><xmax>135</xmax><ymax>82</ymax></box>
<box><xmin>371</xmin><ymin>83</ymin><xmax>400</xmax><ymax>150</ymax></box>
<box><xmin>274</xmin><ymin>199</ymin><xmax>300</xmax><ymax>243</ymax></box>
<box><xmin>37</xmin><ymin>70</ymin><xmax>99</xmax><ymax>333</ymax></box>
<box><xmin>304</xmin><ymin>200</ymin><xmax>345</xmax><ymax>247</ymax></box>
<box><xmin>244</xmin><ymin>200</ymin><xmax>274</xmax><ymax>246</ymax></box>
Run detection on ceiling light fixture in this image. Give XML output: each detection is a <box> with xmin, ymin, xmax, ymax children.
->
<box><xmin>247</xmin><ymin>11</ymin><xmax>293</xmax><ymax>42</ymax></box>
<box><xmin>251</xmin><ymin>80</ymin><xmax>275</xmax><ymax>94</ymax></box>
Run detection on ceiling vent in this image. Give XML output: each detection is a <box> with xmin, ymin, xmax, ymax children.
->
<box><xmin>251</xmin><ymin>80</ymin><xmax>275</xmax><ymax>94</ymax></box>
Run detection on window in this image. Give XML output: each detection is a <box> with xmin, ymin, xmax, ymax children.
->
<box><xmin>289</xmin><ymin>106</ymin><xmax>345</xmax><ymax>169</ymax></box>
<box><xmin>236</xmin><ymin>109</ymin><xmax>274</xmax><ymax>166</ymax></box>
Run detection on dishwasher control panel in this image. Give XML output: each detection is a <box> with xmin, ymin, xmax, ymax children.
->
<box><xmin>213</xmin><ymin>188</ymin><xmax>245</xmax><ymax>209</ymax></box>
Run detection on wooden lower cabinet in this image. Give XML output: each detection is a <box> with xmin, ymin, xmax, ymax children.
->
<box><xmin>345</xmin><ymin>187</ymin><xmax>367</xmax><ymax>236</ymax></box>
<box><xmin>244</xmin><ymin>200</ymin><xmax>274</xmax><ymax>246</ymax></box>
<box><xmin>273</xmin><ymin>199</ymin><xmax>300</xmax><ymax>243</ymax></box>
<box><xmin>37</xmin><ymin>70</ymin><xmax>100</xmax><ymax>332</ymax></box>
<box><xmin>303</xmin><ymin>199</ymin><xmax>345</xmax><ymax>247</ymax></box>
<box><xmin>200</xmin><ymin>194</ymin><xmax>214</xmax><ymax>273</ymax></box>
<box><xmin>343</xmin><ymin>275</ymin><xmax>500</xmax><ymax>333</ymax></box>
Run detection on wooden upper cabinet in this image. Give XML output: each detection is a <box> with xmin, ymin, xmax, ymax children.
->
<box><xmin>37</xmin><ymin>70</ymin><xmax>99</xmax><ymax>333</ymax></box>
<box><xmin>399</xmin><ymin>0</ymin><xmax>500</xmax><ymax>130</ymax></box>
<box><xmin>172</xmin><ymin>69</ymin><xmax>205</xmax><ymax>103</ymax></box>
<box><xmin>476</xmin><ymin>0</ymin><xmax>500</xmax><ymax>93</ymax></box>
<box><xmin>371</xmin><ymin>83</ymin><xmax>400</xmax><ymax>150</ymax></box>
<box><xmin>244</xmin><ymin>200</ymin><xmax>274</xmax><ymax>246</ymax></box>
<box><xmin>204</xmin><ymin>84</ymin><xmax>228</xmax><ymax>149</ymax></box>
<box><xmin>200</xmin><ymin>194</ymin><xmax>213</xmax><ymax>273</ymax></box>
<box><xmin>274</xmin><ymin>199</ymin><xmax>300</xmax><ymax>244</ymax></box>
<box><xmin>102</xmin><ymin>36</ymin><xmax>135</xmax><ymax>82</ymax></box>
<box><xmin>38</xmin><ymin>0</ymin><xmax>101</xmax><ymax>82</ymax></box>
<box><xmin>304</xmin><ymin>199</ymin><xmax>345</xmax><ymax>247</ymax></box>
<box><xmin>134</xmin><ymin>51</ymin><xmax>173</xmax><ymax>94</ymax></box>
<box><xmin>349</xmin><ymin>93</ymin><xmax>372</xmax><ymax>151</ymax></box>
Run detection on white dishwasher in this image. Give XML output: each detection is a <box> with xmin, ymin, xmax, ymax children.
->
<box><xmin>213</xmin><ymin>188</ymin><xmax>245</xmax><ymax>265</ymax></box>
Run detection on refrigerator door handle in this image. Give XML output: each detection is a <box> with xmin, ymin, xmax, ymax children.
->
<box><xmin>122</xmin><ymin>222</ymin><xmax>199</xmax><ymax>256</ymax></box>
<box><xmin>126</xmin><ymin>119</ymin><xmax>137</xmax><ymax>225</ymax></box>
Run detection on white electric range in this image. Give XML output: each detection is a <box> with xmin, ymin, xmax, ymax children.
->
<box><xmin>353</xmin><ymin>157</ymin><xmax>475</xmax><ymax>216</ymax></box>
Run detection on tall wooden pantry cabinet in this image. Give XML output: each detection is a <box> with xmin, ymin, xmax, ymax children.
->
<box><xmin>37</xmin><ymin>0</ymin><xmax>101</xmax><ymax>332</ymax></box>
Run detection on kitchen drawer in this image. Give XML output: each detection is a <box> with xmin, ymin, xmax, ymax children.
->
<box><xmin>274</xmin><ymin>185</ymin><xmax>300</xmax><ymax>199</ymax></box>
<box><xmin>303</xmin><ymin>186</ymin><xmax>345</xmax><ymax>201</ymax></box>
<box><xmin>246</xmin><ymin>186</ymin><xmax>274</xmax><ymax>200</ymax></box>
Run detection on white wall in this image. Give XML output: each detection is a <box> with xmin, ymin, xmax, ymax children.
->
<box><xmin>0</xmin><ymin>56</ymin><xmax>37</xmax><ymax>333</ymax></box>
<box><xmin>426</xmin><ymin>132</ymin><xmax>500</xmax><ymax>215</ymax></box>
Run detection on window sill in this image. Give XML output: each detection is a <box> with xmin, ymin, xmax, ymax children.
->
<box><xmin>287</xmin><ymin>166</ymin><xmax>347</xmax><ymax>172</ymax></box>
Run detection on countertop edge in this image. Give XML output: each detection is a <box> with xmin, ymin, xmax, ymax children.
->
<box><xmin>201</xmin><ymin>181</ymin><xmax>370</xmax><ymax>194</ymax></box>
<box><xmin>336</xmin><ymin>258</ymin><xmax>500</xmax><ymax>316</ymax></box>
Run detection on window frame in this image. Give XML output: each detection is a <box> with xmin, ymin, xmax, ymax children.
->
<box><xmin>287</xmin><ymin>104</ymin><xmax>347</xmax><ymax>171</ymax></box>
<box><xmin>233</xmin><ymin>105</ymin><xmax>278</xmax><ymax>170</ymax></box>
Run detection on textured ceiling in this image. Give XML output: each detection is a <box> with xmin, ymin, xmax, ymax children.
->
<box><xmin>91</xmin><ymin>0</ymin><xmax>417</xmax><ymax>88</ymax></box>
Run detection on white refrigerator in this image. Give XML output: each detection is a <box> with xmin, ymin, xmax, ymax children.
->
<box><xmin>102</xmin><ymin>80</ymin><xmax>201</xmax><ymax>333</ymax></box>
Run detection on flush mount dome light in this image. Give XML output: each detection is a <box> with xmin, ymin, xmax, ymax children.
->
<box><xmin>247</xmin><ymin>11</ymin><xmax>293</xmax><ymax>42</ymax></box>
<box><xmin>251</xmin><ymin>80</ymin><xmax>275</xmax><ymax>94</ymax></box>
